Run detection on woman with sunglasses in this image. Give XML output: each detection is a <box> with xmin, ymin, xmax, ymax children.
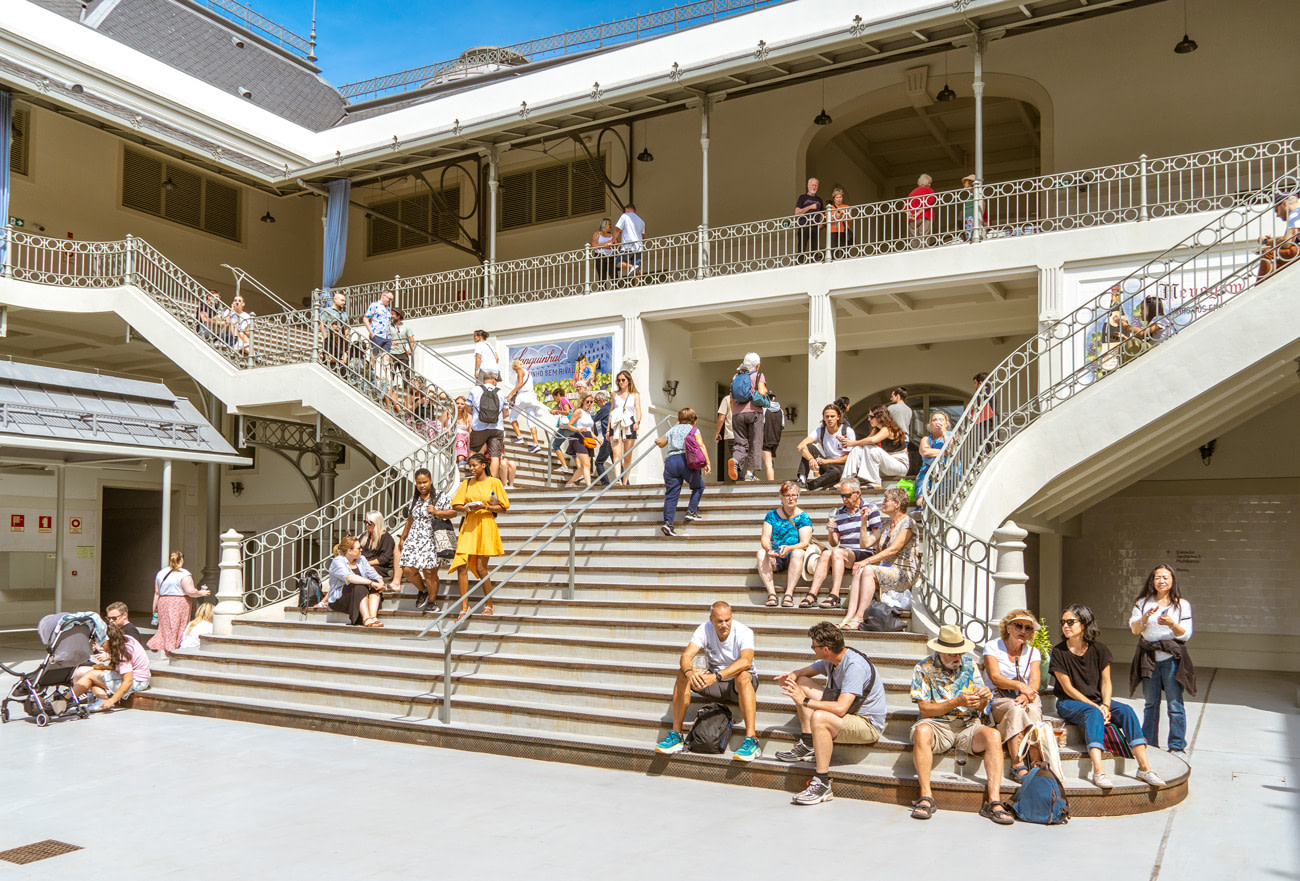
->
<box><xmin>359</xmin><ymin>510</ymin><xmax>395</xmax><ymax>584</ymax></box>
<box><xmin>839</xmin><ymin>487</ymin><xmax>916</xmax><ymax>629</ymax></box>
<box><xmin>983</xmin><ymin>609</ymin><xmax>1045</xmax><ymax>779</ymax></box>
<box><xmin>1050</xmin><ymin>604</ymin><xmax>1165</xmax><ymax>790</ymax></box>
<box><xmin>563</xmin><ymin>392</ymin><xmax>597</xmax><ymax>489</ymax></box>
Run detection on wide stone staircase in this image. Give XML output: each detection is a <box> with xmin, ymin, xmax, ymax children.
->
<box><xmin>139</xmin><ymin>448</ymin><xmax>1188</xmax><ymax>815</ymax></box>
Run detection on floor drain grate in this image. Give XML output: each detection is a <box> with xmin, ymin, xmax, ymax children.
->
<box><xmin>0</xmin><ymin>839</ymin><xmax>83</xmax><ymax>865</ymax></box>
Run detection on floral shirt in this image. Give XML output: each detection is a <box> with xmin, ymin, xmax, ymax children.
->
<box><xmin>910</xmin><ymin>652</ymin><xmax>986</xmax><ymax>722</ymax></box>
<box><xmin>365</xmin><ymin>300</ymin><xmax>392</xmax><ymax>339</ymax></box>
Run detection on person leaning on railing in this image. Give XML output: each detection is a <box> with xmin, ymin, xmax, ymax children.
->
<box><xmin>319</xmin><ymin>290</ymin><xmax>350</xmax><ymax>376</ymax></box>
<box><xmin>825</xmin><ymin>187</ymin><xmax>852</xmax><ymax>259</ymax></box>
<box><xmin>1257</xmin><ymin>193</ymin><xmax>1299</xmax><ymax>280</ymax></box>
<box><xmin>591</xmin><ymin>217</ymin><xmax>617</xmax><ymax>282</ymax></box>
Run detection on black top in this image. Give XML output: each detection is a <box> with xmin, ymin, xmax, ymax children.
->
<box><xmin>592</xmin><ymin>402</ymin><xmax>611</xmax><ymax>440</ymax></box>
<box><xmin>1050</xmin><ymin>639</ymin><xmax>1113</xmax><ymax>704</ymax></box>
<box><xmin>795</xmin><ymin>193</ymin><xmax>824</xmax><ymax>226</ymax></box>
<box><xmin>121</xmin><ymin>622</ymin><xmax>147</xmax><ymax>649</ymax></box>
<box><xmin>362</xmin><ymin>531</ymin><xmax>395</xmax><ymax>574</ymax></box>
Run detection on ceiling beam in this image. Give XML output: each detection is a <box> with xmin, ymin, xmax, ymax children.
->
<box><xmin>887</xmin><ymin>293</ymin><xmax>914</xmax><ymax>311</ymax></box>
<box><xmin>985</xmin><ymin>282</ymin><xmax>1007</xmax><ymax>301</ymax></box>
<box><xmin>838</xmin><ymin>298</ymin><xmax>872</xmax><ymax>317</ymax></box>
<box><xmin>720</xmin><ymin>312</ymin><xmax>752</xmax><ymax>327</ymax></box>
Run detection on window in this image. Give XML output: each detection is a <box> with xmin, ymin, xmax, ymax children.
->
<box><xmin>366</xmin><ymin>186</ymin><xmax>461</xmax><ymax>256</ymax></box>
<box><xmin>120</xmin><ymin>146</ymin><xmax>242</xmax><ymax>241</ymax></box>
<box><xmin>499</xmin><ymin>154</ymin><xmax>606</xmax><ymax>231</ymax></box>
<box><xmin>9</xmin><ymin>106</ymin><xmax>30</xmax><ymax>176</ymax></box>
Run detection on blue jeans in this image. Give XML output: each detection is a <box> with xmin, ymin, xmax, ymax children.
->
<box><xmin>1056</xmin><ymin>698</ymin><xmax>1147</xmax><ymax>752</ymax></box>
<box><xmin>1141</xmin><ymin>657</ymin><xmax>1187</xmax><ymax>750</ymax></box>
<box><xmin>663</xmin><ymin>455</ymin><xmax>703</xmax><ymax>524</ymax></box>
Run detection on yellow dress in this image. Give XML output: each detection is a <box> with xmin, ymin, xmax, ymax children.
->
<box><xmin>448</xmin><ymin>476</ymin><xmax>510</xmax><ymax>571</ymax></box>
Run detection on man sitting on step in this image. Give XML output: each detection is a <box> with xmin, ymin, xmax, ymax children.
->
<box><xmin>908</xmin><ymin>624</ymin><xmax>1013</xmax><ymax>825</ymax></box>
<box><xmin>799</xmin><ymin>478</ymin><xmax>881</xmax><ymax>611</ymax></box>
<box><xmin>775</xmin><ymin>621</ymin><xmax>887</xmax><ymax>806</ymax></box>
<box><xmin>655</xmin><ymin>601</ymin><xmax>762</xmax><ymax>762</ymax></box>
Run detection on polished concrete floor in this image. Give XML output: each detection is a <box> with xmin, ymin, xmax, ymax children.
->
<box><xmin>1</xmin><ymin>636</ymin><xmax>1296</xmax><ymax>880</ymax></box>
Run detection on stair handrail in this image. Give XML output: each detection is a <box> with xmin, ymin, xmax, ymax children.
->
<box><xmin>917</xmin><ymin>166</ymin><xmax>1300</xmax><ymax>643</ymax></box>
<box><xmin>220</xmin><ymin>264</ymin><xmax>300</xmax><ymax>313</ymax></box>
<box><xmin>406</xmin><ymin>414</ymin><xmax>677</xmax><ymax>723</ymax></box>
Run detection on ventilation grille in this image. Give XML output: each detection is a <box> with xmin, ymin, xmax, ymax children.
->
<box><xmin>500</xmin><ymin>153</ymin><xmax>607</xmax><ymax>231</ymax></box>
<box><xmin>121</xmin><ymin>146</ymin><xmax>242</xmax><ymax>242</ymax></box>
<box><xmin>367</xmin><ymin>186</ymin><xmax>461</xmax><ymax>256</ymax></box>
<box><xmin>9</xmin><ymin>106</ymin><xmax>30</xmax><ymax>176</ymax></box>
<box><xmin>0</xmin><ymin>840</ymin><xmax>83</xmax><ymax>865</ymax></box>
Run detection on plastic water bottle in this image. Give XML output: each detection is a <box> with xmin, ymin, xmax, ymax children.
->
<box><xmin>150</xmin><ymin>613</ymin><xmax>159</xmax><ymax>626</ymax></box>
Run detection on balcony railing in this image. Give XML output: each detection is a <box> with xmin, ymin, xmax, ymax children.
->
<box><xmin>328</xmin><ymin>137</ymin><xmax>1300</xmax><ymax>323</ymax></box>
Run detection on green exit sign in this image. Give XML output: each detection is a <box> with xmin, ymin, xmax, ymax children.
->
<box><xmin>7</xmin><ymin>217</ymin><xmax>22</xmax><ymax>228</ymax></box>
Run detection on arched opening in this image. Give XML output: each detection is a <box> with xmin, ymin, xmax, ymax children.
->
<box><xmin>847</xmin><ymin>384</ymin><xmax>969</xmax><ymax>473</ymax></box>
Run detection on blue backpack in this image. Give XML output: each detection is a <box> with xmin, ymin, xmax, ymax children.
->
<box><xmin>730</xmin><ymin>371</ymin><xmax>754</xmax><ymax>404</ymax></box>
<box><xmin>1011</xmin><ymin>766</ymin><xmax>1070</xmax><ymax>824</ymax></box>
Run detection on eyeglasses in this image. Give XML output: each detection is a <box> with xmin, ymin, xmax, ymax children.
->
<box><xmin>107</xmin><ymin>613</ymin><xmax>127</xmax><ymax>621</ymax></box>
<box><xmin>1060</xmin><ymin>618</ymin><xmax>1080</xmax><ymax>627</ymax></box>
<box><xmin>839</xmin><ymin>492</ymin><xmax>858</xmax><ymax>498</ymax></box>
<box><xmin>364</xmin><ymin>520</ymin><xmax>375</xmax><ymax>526</ymax></box>
<box><xmin>1010</xmin><ymin>623</ymin><xmax>1034</xmax><ymax>632</ymax></box>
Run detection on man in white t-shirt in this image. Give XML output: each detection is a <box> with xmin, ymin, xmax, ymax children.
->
<box><xmin>614</xmin><ymin>203</ymin><xmax>646</xmax><ymax>282</ymax></box>
<box><xmin>473</xmin><ymin>329</ymin><xmax>499</xmax><ymax>379</ymax></box>
<box><xmin>654</xmin><ymin>601</ymin><xmax>761</xmax><ymax>761</ymax></box>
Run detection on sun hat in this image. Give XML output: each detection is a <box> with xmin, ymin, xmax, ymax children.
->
<box><xmin>927</xmin><ymin>623</ymin><xmax>976</xmax><ymax>654</ymax></box>
<box><xmin>1004</xmin><ymin>611</ymin><xmax>1040</xmax><ymax>631</ymax></box>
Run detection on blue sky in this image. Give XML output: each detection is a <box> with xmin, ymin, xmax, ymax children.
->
<box><xmin>249</xmin><ymin>1</ymin><xmax>667</xmax><ymax>86</ymax></box>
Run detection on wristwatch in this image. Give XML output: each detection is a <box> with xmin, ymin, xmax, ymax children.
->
<box><xmin>803</xmin><ymin>696</ymin><xmax>811</xmax><ymax>706</ymax></box>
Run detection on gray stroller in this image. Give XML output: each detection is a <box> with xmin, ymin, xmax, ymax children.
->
<box><xmin>0</xmin><ymin>612</ymin><xmax>100</xmax><ymax>726</ymax></box>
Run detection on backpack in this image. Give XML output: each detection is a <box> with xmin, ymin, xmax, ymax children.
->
<box><xmin>297</xmin><ymin>570</ymin><xmax>322</xmax><ymax>617</ymax></box>
<box><xmin>683</xmin><ymin>428</ymin><xmax>707</xmax><ymax>470</ymax></box>
<box><xmin>730</xmin><ymin>371</ymin><xmax>754</xmax><ymax>404</ymax></box>
<box><xmin>683</xmin><ymin>703</ymin><xmax>733</xmax><ymax>754</ymax></box>
<box><xmin>477</xmin><ymin>386</ymin><xmax>501</xmax><ymax>425</ymax></box>
<box><xmin>1011</xmin><ymin>765</ymin><xmax>1070</xmax><ymax>825</ymax></box>
<box><xmin>859</xmin><ymin>600</ymin><xmax>908</xmax><ymax>632</ymax></box>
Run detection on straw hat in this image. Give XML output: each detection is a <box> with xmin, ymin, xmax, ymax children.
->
<box><xmin>961</xmin><ymin>173</ymin><xmax>976</xmax><ymax>184</ymax></box>
<box><xmin>927</xmin><ymin>623</ymin><xmax>976</xmax><ymax>654</ymax></box>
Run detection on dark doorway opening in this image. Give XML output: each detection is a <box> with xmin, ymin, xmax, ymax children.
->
<box><xmin>100</xmin><ymin>488</ymin><xmax>162</xmax><ymax>618</ymax></box>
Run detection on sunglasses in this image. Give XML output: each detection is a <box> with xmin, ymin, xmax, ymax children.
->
<box><xmin>1010</xmin><ymin>623</ymin><xmax>1034</xmax><ymax>631</ymax></box>
<box><xmin>840</xmin><ymin>492</ymin><xmax>859</xmax><ymax>498</ymax></box>
<box><xmin>1060</xmin><ymin>618</ymin><xmax>1080</xmax><ymax>627</ymax></box>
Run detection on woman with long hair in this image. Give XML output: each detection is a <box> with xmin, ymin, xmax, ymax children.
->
<box><xmin>983</xmin><ymin>609</ymin><xmax>1046</xmax><ymax>779</ymax></box>
<box><xmin>454</xmin><ymin>395</ymin><xmax>472</xmax><ymax>465</ymax></box>
<box><xmin>591</xmin><ymin>217</ymin><xmax>617</xmax><ymax>282</ymax></box>
<box><xmin>1128</xmin><ymin>565</ymin><xmax>1195</xmax><ymax>757</ymax></box>
<box><xmin>840</xmin><ymin>487</ymin><xmax>918</xmax><ymax>628</ymax></box>
<box><xmin>327</xmin><ymin>535</ymin><xmax>386</xmax><ymax>627</ymax></box>
<box><xmin>915</xmin><ymin>410</ymin><xmax>951</xmax><ymax>507</ymax></box>
<box><xmin>450</xmin><ymin>452</ymin><xmax>511</xmax><ymax>618</ymax></box>
<box><xmin>505</xmin><ymin>359</ymin><xmax>548</xmax><ymax>453</ymax></box>
<box><xmin>844</xmin><ymin>405</ymin><xmax>909</xmax><ymax>490</ymax></box>
<box><xmin>1051</xmin><ymin>604</ymin><xmax>1165</xmax><ymax>789</ymax></box>
<box><xmin>73</xmin><ymin>623</ymin><xmax>151</xmax><ymax>711</ymax></box>
<box><xmin>395</xmin><ymin>468</ymin><xmax>456</xmax><ymax>612</ymax></box>
<box><xmin>179</xmin><ymin>602</ymin><xmax>215</xmax><ymax>650</ymax></box>
<box><xmin>609</xmin><ymin>370</ymin><xmax>642</xmax><ymax>485</ymax></box>
<box><xmin>147</xmin><ymin>551</ymin><xmax>210</xmax><ymax>652</ymax></box>
<box><xmin>795</xmin><ymin>403</ymin><xmax>856</xmax><ymax>490</ymax></box>
<box><xmin>359</xmin><ymin>510</ymin><xmax>396</xmax><ymax>583</ymax></box>
<box><xmin>563</xmin><ymin>392</ymin><xmax>598</xmax><ymax>488</ymax></box>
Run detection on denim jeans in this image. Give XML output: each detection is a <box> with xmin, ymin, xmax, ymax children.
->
<box><xmin>1055</xmin><ymin>698</ymin><xmax>1147</xmax><ymax>752</ymax></box>
<box><xmin>663</xmin><ymin>455</ymin><xmax>703</xmax><ymax>524</ymax></box>
<box><xmin>1141</xmin><ymin>657</ymin><xmax>1187</xmax><ymax>750</ymax></box>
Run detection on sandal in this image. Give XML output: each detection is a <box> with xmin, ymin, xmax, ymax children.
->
<box><xmin>798</xmin><ymin>593</ymin><xmax>819</xmax><ymax>608</ymax></box>
<box><xmin>819</xmin><ymin>594</ymin><xmax>842</xmax><ymax>609</ymax></box>
<box><xmin>765</xmin><ymin>594</ymin><xmax>779</xmax><ymax>607</ymax></box>
<box><xmin>838</xmin><ymin>619</ymin><xmax>861</xmax><ymax>630</ymax></box>
<box><xmin>910</xmin><ymin>796</ymin><xmax>937</xmax><ymax>820</ymax></box>
<box><xmin>781</xmin><ymin>595</ymin><xmax>795</xmax><ymax>608</ymax></box>
<box><xmin>1010</xmin><ymin>763</ymin><xmax>1030</xmax><ymax>781</ymax></box>
<box><xmin>980</xmin><ymin>799</ymin><xmax>1015</xmax><ymax>826</ymax></box>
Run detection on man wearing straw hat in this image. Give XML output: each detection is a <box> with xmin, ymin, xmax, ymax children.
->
<box><xmin>908</xmin><ymin>623</ymin><xmax>1014</xmax><ymax>825</ymax></box>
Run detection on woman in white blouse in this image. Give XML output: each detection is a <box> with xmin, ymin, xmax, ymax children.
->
<box><xmin>982</xmin><ymin>608</ymin><xmax>1045</xmax><ymax>779</ymax></box>
<box><xmin>1128</xmin><ymin>564</ymin><xmax>1193</xmax><ymax>757</ymax></box>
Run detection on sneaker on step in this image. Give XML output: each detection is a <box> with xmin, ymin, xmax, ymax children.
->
<box><xmin>529</xmin><ymin>444</ymin><xmax>542</xmax><ymax>454</ymax></box>
<box><xmin>415</xmin><ymin>590</ymin><xmax>430</xmax><ymax>611</ymax></box>
<box><xmin>661</xmin><ymin>523</ymin><xmax>679</xmax><ymax>537</ymax></box>
<box><xmin>775</xmin><ymin>741</ymin><xmax>814</xmax><ymax>763</ymax></box>
<box><xmin>1136</xmin><ymin>769</ymin><xmax>1166</xmax><ymax>788</ymax></box>
<box><xmin>745</xmin><ymin>472</ymin><xmax>759</xmax><ymax>481</ymax></box>
<box><xmin>655</xmin><ymin>730</ymin><xmax>685</xmax><ymax>754</ymax></box>
<box><xmin>796</xmin><ymin>476</ymin><xmax>807</xmax><ymax>489</ymax></box>
<box><xmin>733</xmin><ymin>736</ymin><xmax>762</xmax><ymax>762</ymax></box>
<box><xmin>684</xmin><ymin>512</ymin><xmax>704</xmax><ymax>522</ymax></box>
<box><xmin>727</xmin><ymin>459</ymin><xmax>739</xmax><ymax>481</ymax></box>
<box><xmin>1088</xmin><ymin>770</ymin><xmax>1115</xmax><ymax>789</ymax></box>
<box><xmin>791</xmin><ymin>778</ymin><xmax>833</xmax><ymax>806</ymax></box>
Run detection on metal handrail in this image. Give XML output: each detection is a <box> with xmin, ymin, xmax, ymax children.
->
<box><xmin>196</xmin><ymin>0</ymin><xmax>314</xmax><ymax>58</ymax></box>
<box><xmin>329</xmin><ymin>137</ymin><xmax>1300</xmax><ymax>321</ymax></box>
<box><xmin>915</xmin><ymin>166</ymin><xmax>1300</xmax><ymax>643</ymax></box>
<box><xmin>221</xmin><ymin>264</ymin><xmax>299</xmax><ymax>313</ymax></box>
<box><xmin>408</xmin><ymin>414</ymin><xmax>676</xmax><ymax>723</ymax></box>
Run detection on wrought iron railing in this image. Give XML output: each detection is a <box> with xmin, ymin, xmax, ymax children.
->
<box><xmin>339</xmin><ymin>0</ymin><xmax>785</xmax><ymax>101</ymax></box>
<box><xmin>329</xmin><ymin>137</ymin><xmax>1300</xmax><ymax>321</ymax></box>
<box><xmin>916</xmin><ymin>166</ymin><xmax>1300</xmax><ymax>644</ymax></box>
<box><xmin>196</xmin><ymin>0</ymin><xmax>314</xmax><ymax>59</ymax></box>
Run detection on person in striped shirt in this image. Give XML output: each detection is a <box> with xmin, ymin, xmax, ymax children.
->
<box><xmin>797</xmin><ymin>478</ymin><xmax>882</xmax><ymax>612</ymax></box>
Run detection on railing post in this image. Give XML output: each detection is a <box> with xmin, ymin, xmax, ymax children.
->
<box><xmin>823</xmin><ymin>217</ymin><xmax>832</xmax><ymax>263</ymax></box>
<box><xmin>311</xmin><ymin>294</ymin><xmax>322</xmax><ymax>365</ymax></box>
<box><xmin>212</xmin><ymin>528</ymin><xmax>245</xmax><ymax>635</ymax></box>
<box><xmin>972</xmin><ymin>180</ymin><xmax>985</xmax><ymax>243</ymax></box>
<box><xmin>697</xmin><ymin>224</ymin><xmax>709</xmax><ymax>279</ymax></box>
<box><xmin>990</xmin><ymin>520</ymin><xmax>1030</xmax><ymax>623</ymax></box>
<box><xmin>1138</xmin><ymin>153</ymin><xmax>1149</xmax><ymax>222</ymax></box>
<box><xmin>567</xmin><ymin>519</ymin><xmax>578</xmax><ymax>599</ymax></box>
<box><xmin>441</xmin><ymin>636</ymin><xmax>453</xmax><ymax>723</ymax></box>
<box><xmin>124</xmin><ymin>234</ymin><xmax>135</xmax><ymax>286</ymax></box>
<box><xmin>484</xmin><ymin>260</ymin><xmax>495</xmax><ymax>308</ymax></box>
<box><xmin>1</xmin><ymin>226</ymin><xmax>11</xmax><ymax>278</ymax></box>
<box><xmin>584</xmin><ymin>243</ymin><xmax>592</xmax><ymax>294</ymax></box>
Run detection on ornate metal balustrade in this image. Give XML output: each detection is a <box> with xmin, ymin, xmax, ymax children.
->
<box><xmin>916</xmin><ymin>166</ymin><xmax>1300</xmax><ymax>644</ymax></box>
<box><xmin>328</xmin><ymin>137</ymin><xmax>1300</xmax><ymax>321</ymax></box>
<box><xmin>196</xmin><ymin>0</ymin><xmax>315</xmax><ymax>59</ymax></box>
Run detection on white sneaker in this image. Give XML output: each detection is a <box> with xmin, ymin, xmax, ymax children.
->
<box><xmin>1089</xmin><ymin>770</ymin><xmax>1114</xmax><ymax>790</ymax></box>
<box><xmin>1136</xmin><ymin>769</ymin><xmax>1166</xmax><ymax>788</ymax></box>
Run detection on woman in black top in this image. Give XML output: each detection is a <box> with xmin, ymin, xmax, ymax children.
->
<box><xmin>360</xmin><ymin>511</ymin><xmax>396</xmax><ymax>582</ymax></box>
<box><xmin>1050</xmin><ymin>604</ymin><xmax>1165</xmax><ymax>791</ymax></box>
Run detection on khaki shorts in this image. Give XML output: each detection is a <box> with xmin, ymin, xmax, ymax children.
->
<box><xmin>837</xmin><ymin>713</ymin><xmax>883</xmax><ymax>745</ymax></box>
<box><xmin>910</xmin><ymin>715</ymin><xmax>983</xmax><ymax>755</ymax></box>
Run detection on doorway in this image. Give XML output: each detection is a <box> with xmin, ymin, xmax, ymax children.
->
<box><xmin>100</xmin><ymin>488</ymin><xmax>162</xmax><ymax>618</ymax></box>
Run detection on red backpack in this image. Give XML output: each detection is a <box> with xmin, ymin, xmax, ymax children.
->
<box><xmin>683</xmin><ymin>428</ymin><xmax>707</xmax><ymax>470</ymax></box>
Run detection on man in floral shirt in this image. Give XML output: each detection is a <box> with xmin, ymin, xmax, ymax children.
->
<box><xmin>908</xmin><ymin>624</ymin><xmax>1012</xmax><ymax>824</ymax></box>
<box><xmin>363</xmin><ymin>288</ymin><xmax>395</xmax><ymax>357</ymax></box>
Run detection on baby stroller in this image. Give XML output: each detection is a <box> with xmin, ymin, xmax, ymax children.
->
<box><xmin>0</xmin><ymin>611</ymin><xmax>102</xmax><ymax>727</ymax></box>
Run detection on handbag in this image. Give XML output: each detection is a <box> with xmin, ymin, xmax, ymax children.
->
<box><xmin>582</xmin><ymin>433</ymin><xmax>599</xmax><ymax>450</ymax></box>
<box><xmin>1020</xmin><ymin>720</ymin><xmax>1066</xmax><ymax>783</ymax></box>
<box><xmin>1103</xmin><ymin>722</ymin><xmax>1135</xmax><ymax>758</ymax></box>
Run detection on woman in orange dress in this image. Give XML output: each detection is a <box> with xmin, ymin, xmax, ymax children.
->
<box><xmin>449</xmin><ymin>452</ymin><xmax>511</xmax><ymax>618</ymax></box>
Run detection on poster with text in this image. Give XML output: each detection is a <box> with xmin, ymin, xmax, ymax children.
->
<box><xmin>508</xmin><ymin>334</ymin><xmax>615</xmax><ymax>398</ymax></box>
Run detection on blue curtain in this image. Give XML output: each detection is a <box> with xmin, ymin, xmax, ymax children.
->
<box><xmin>0</xmin><ymin>90</ymin><xmax>11</xmax><ymax>271</ymax></box>
<box><xmin>320</xmin><ymin>178</ymin><xmax>350</xmax><ymax>305</ymax></box>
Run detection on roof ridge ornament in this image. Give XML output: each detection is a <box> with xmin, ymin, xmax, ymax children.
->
<box><xmin>518</xmin><ymin>101</ymin><xmax>530</xmax><ymax>119</ymax></box>
<box><xmin>669</xmin><ymin>61</ymin><xmax>683</xmax><ymax>81</ymax></box>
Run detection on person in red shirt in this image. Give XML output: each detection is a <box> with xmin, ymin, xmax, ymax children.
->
<box><xmin>906</xmin><ymin>174</ymin><xmax>936</xmax><ymax>248</ymax></box>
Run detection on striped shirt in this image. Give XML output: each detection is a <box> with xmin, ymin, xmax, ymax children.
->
<box><xmin>831</xmin><ymin>503</ymin><xmax>881</xmax><ymax>551</ymax></box>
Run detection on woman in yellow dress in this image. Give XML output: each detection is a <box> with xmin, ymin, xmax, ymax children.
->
<box><xmin>449</xmin><ymin>452</ymin><xmax>511</xmax><ymax>618</ymax></box>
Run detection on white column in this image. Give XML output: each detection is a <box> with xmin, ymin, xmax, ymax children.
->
<box><xmin>487</xmin><ymin>150</ymin><xmax>499</xmax><ymax>264</ymax></box>
<box><xmin>622</xmin><ymin>313</ymin><xmax>656</xmax><ymax>485</ymax></box>
<box><xmin>806</xmin><ymin>290</ymin><xmax>836</xmax><ymax>435</ymax></box>
<box><xmin>54</xmin><ymin>465</ymin><xmax>66</xmax><ymax>613</ymax></box>
<box><xmin>212</xmin><ymin>529</ymin><xmax>245</xmax><ymax>636</ymax></box>
<box><xmin>1037</xmin><ymin>263</ymin><xmax>1065</xmax><ymax>397</ymax></box>
<box><xmin>991</xmin><ymin>520</ymin><xmax>1030</xmax><ymax>622</ymax></box>
<box><xmin>699</xmin><ymin>101</ymin><xmax>711</xmax><ymax>230</ymax></box>
<box><xmin>159</xmin><ymin>458</ymin><xmax>172</xmax><ymax>568</ymax></box>
<box><xmin>973</xmin><ymin>35</ymin><xmax>985</xmax><ymax>188</ymax></box>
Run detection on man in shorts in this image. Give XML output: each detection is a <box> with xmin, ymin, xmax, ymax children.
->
<box><xmin>803</xmin><ymin>478</ymin><xmax>881</xmax><ymax>608</ymax></box>
<box><xmin>775</xmin><ymin>621</ymin><xmax>887</xmax><ymax>805</ymax></box>
<box><xmin>469</xmin><ymin>371</ymin><xmax>505</xmax><ymax>479</ymax></box>
<box><xmin>654</xmin><ymin>601</ymin><xmax>761</xmax><ymax>762</ymax></box>
<box><xmin>908</xmin><ymin>624</ymin><xmax>1013</xmax><ymax>824</ymax></box>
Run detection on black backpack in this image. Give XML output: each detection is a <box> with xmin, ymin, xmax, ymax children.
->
<box><xmin>683</xmin><ymin>703</ymin><xmax>733</xmax><ymax>754</ymax></box>
<box><xmin>860</xmin><ymin>600</ymin><xmax>908</xmax><ymax>632</ymax></box>
<box><xmin>477</xmin><ymin>386</ymin><xmax>501</xmax><ymax>425</ymax></box>
<box><xmin>297</xmin><ymin>570</ymin><xmax>323</xmax><ymax>617</ymax></box>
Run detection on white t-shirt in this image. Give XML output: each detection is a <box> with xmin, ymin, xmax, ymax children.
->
<box><xmin>615</xmin><ymin>211</ymin><xmax>645</xmax><ymax>248</ymax></box>
<box><xmin>569</xmin><ymin>408</ymin><xmax>594</xmax><ymax>433</ymax></box>
<box><xmin>809</xmin><ymin>424</ymin><xmax>856</xmax><ymax>459</ymax></box>
<box><xmin>474</xmin><ymin>340</ymin><xmax>500</xmax><ymax>376</ymax></box>
<box><xmin>690</xmin><ymin>620</ymin><xmax>755</xmax><ymax>675</ymax></box>
<box><xmin>1129</xmin><ymin>598</ymin><xmax>1193</xmax><ymax>662</ymax></box>
<box><xmin>982</xmin><ymin>637</ymin><xmax>1041</xmax><ymax>692</ymax></box>
<box><xmin>1287</xmin><ymin>205</ymin><xmax>1300</xmax><ymax>232</ymax></box>
<box><xmin>180</xmin><ymin>620</ymin><xmax>213</xmax><ymax>650</ymax></box>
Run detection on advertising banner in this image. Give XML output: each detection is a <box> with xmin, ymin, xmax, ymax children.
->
<box><xmin>508</xmin><ymin>334</ymin><xmax>615</xmax><ymax>397</ymax></box>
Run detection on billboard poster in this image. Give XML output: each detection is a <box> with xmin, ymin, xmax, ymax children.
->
<box><xmin>508</xmin><ymin>334</ymin><xmax>615</xmax><ymax>397</ymax></box>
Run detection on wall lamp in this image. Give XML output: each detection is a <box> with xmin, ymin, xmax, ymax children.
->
<box><xmin>1198</xmin><ymin>439</ymin><xmax>1215</xmax><ymax>467</ymax></box>
<box><xmin>231</xmin><ymin>481</ymin><xmax>245</xmax><ymax>497</ymax></box>
<box><xmin>662</xmin><ymin>380</ymin><xmax>679</xmax><ymax>400</ymax></box>
<box><xmin>784</xmin><ymin>405</ymin><xmax>798</xmax><ymax>423</ymax></box>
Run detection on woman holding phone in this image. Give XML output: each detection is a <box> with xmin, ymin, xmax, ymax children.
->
<box><xmin>1128</xmin><ymin>565</ymin><xmax>1195</xmax><ymax>758</ymax></box>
